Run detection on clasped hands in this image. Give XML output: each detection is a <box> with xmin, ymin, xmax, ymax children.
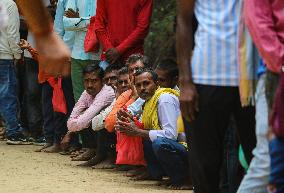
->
<box><xmin>115</xmin><ymin>109</ymin><xmax>141</xmax><ymax>136</ymax></box>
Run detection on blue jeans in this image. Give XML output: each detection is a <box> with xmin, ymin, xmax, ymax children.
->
<box><xmin>143</xmin><ymin>137</ymin><xmax>189</xmax><ymax>184</ymax></box>
<box><xmin>269</xmin><ymin>138</ymin><xmax>284</xmax><ymax>193</ymax></box>
<box><xmin>237</xmin><ymin>74</ymin><xmax>270</xmax><ymax>193</ymax></box>
<box><xmin>0</xmin><ymin>60</ymin><xmax>23</xmax><ymax>137</ymax></box>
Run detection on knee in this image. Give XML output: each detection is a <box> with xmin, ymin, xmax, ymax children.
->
<box><xmin>152</xmin><ymin>137</ymin><xmax>169</xmax><ymax>155</ymax></box>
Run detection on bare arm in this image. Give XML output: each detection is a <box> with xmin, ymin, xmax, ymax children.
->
<box><xmin>176</xmin><ymin>0</ymin><xmax>195</xmax><ymax>82</ymax></box>
<box><xmin>15</xmin><ymin>0</ymin><xmax>52</xmax><ymax>36</ymax></box>
<box><xmin>15</xmin><ymin>0</ymin><xmax>71</xmax><ymax>76</ymax></box>
<box><xmin>176</xmin><ymin>0</ymin><xmax>198</xmax><ymax>121</ymax></box>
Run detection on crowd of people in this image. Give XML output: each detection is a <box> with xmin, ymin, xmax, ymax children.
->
<box><xmin>0</xmin><ymin>0</ymin><xmax>283</xmax><ymax>192</ymax></box>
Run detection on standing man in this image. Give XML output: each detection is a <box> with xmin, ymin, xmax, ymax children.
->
<box><xmin>19</xmin><ymin>0</ymin><xmax>52</xmax><ymax>141</ymax></box>
<box><xmin>94</xmin><ymin>0</ymin><xmax>153</xmax><ymax>65</ymax></box>
<box><xmin>243</xmin><ymin>1</ymin><xmax>284</xmax><ymax>192</ymax></box>
<box><xmin>176</xmin><ymin>1</ymin><xmax>256</xmax><ymax>193</ymax></box>
<box><xmin>63</xmin><ymin>0</ymin><xmax>101</xmax><ymax>102</ymax></box>
<box><xmin>0</xmin><ymin>0</ymin><xmax>30</xmax><ymax>144</ymax></box>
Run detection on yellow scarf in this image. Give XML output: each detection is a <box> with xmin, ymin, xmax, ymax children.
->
<box><xmin>142</xmin><ymin>88</ymin><xmax>179</xmax><ymax>130</ymax></box>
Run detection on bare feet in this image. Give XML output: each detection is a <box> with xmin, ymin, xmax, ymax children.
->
<box><xmin>35</xmin><ymin>142</ymin><xmax>52</xmax><ymax>152</ymax></box>
<box><xmin>168</xmin><ymin>183</ymin><xmax>193</xmax><ymax>190</ymax></box>
<box><xmin>71</xmin><ymin>148</ymin><xmax>96</xmax><ymax>161</ymax></box>
<box><xmin>0</xmin><ymin>127</ymin><xmax>5</xmax><ymax>136</ymax></box>
<box><xmin>126</xmin><ymin>166</ymin><xmax>146</xmax><ymax>177</ymax></box>
<box><xmin>43</xmin><ymin>144</ymin><xmax>62</xmax><ymax>153</ymax></box>
<box><xmin>157</xmin><ymin>179</ymin><xmax>171</xmax><ymax>187</ymax></box>
<box><xmin>70</xmin><ymin>148</ymin><xmax>87</xmax><ymax>158</ymax></box>
<box><xmin>60</xmin><ymin>132</ymin><xmax>73</xmax><ymax>151</ymax></box>
<box><xmin>113</xmin><ymin>165</ymin><xmax>136</xmax><ymax>171</ymax></box>
<box><xmin>92</xmin><ymin>158</ymin><xmax>116</xmax><ymax>169</ymax></box>
<box><xmin>167</xmin><ymin>179</ymin><xmax>193</xmax><ymax>190</ymax></box>
<box><xmin>77</xmin><ymin>155</ymin><xmax>105</xmax><ymax>167</ymax></box>
<box><xmin>131</xmin><ymin>171</ymin><xmax>160</xmax><ymax>181</ymax></box>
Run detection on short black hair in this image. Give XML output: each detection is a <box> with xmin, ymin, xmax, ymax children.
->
<box><xmin>118</xmin><ymin>67</ymin><xmax>129</xmax><ymax>76</ymax></box>
<box><xmin>104</xmin><ymin>65</ymin><xmax>119</xmax><ymax>75</ymax></box>
<box><xmin>134</xmin><ymin>68</ymin><xmax>158</xmax><ymax>82</ymax></box>
<box><xmin>83</xmin><ymin>63</ymin><xmax>104</xmax><ymax>79</ymax></box>
<box><xmin>156</xmin><ymin>58</ymin><xmax>178</xmax><ymax>78</ymax></box>
<box><xmin>126</xmin><ymin>54</ymin><xmax>151</xmax><ymax>68</ymax></box>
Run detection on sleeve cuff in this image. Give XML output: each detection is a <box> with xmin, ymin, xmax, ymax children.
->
<box><xmin>149</xmin><ymin>130</ymin><xmax>158</xmax><ymax>142</ymax></box>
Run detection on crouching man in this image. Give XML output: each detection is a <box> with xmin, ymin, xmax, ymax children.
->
<box><xmin>64</xmin><ymin>63</ymin><xmax>115</xmax><ymax>162</ymax></box>
<box><xmin>116</xmin><ymin>68</ymin><xmax>191</xmax><ymax>190</ymax></box>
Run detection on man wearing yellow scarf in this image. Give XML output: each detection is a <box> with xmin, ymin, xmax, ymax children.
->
<box><xmin>116</xmin><ymin>68</ymin><xmax>191</xmax><ymax>190</ymax></box>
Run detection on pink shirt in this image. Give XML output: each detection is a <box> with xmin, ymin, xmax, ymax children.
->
<box><xmin>244</xmin><ymin>0</ymin><xmax>284</xmax><ymax>73</ymax></box>
<box><xmin>67</xmin><ymin>85</ymin><xmax>115</xmax><ymax>132</ymax></box>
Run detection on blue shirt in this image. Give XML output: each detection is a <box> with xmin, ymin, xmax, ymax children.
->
<box><xmin>257</xmin><ymin>59</ymin><xmax>266</xmax><ymax>77</ymax></box>
<box><xmin>191</xmin><ymin>0</ymin><xmax>242</xmax><ymax>86</ymax></box>
<box><xmin>54</xmin><ymin>0</ymin><xmax>75</xmax><ymax>50</ymax></box>
<box><xmin>63</xmin><ymin>0</ymin><xmax>100</xmax><ymax>60</ymax></box>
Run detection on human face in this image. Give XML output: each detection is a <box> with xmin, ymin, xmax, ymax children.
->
<box><xmin>117</xmin><ymin>73</ymin><xmax>131</xmax><ymax>94</ymax></box>
<box><xmin>134</xmin><ymin>72</ymin><xmax>158</xmax><ymax>101</ymax></box>
<box><xmin>83</xmin><ymin>72</ymin><xmax>104</xmax><ymax>97</ymax></box>
<box><xmin>155</xmin><ymin>69</ymin><xmax>175</xmax><ymax>88</ymax></box>
<box><xmin>128</xmin><ymin>60</ymin><xmax>145</xmax><ymax>79</ymax></box>
<box><xmin>103</xmin><ymin>70</ymin><xmax>118</xmax><ymax>88</ymax></box>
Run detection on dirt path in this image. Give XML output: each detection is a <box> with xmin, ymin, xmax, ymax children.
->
<box><xmin>0</xmin><ymin>142</ymin><xmax>191</xmax><ymax>193</ymax></box>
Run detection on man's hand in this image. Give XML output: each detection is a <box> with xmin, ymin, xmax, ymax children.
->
<box><xmin>106</xmin><ymin>48</ymin><xmax>120</xmax><ymax>64</ymax></box>
<box><xmin>179</xmin><ymin>80</ymin><xmax>199</xmax><ymax>121</ymax></box>
<box><xmin>117</xmin><ymin>109</ymin><xmax>134</xmax><ymax>122</ymax></box>
<box><xmin>115</xmin><ymin>120</ymin><xmax>140</xmax><ymax>136</ymax></box>
<box><xmin>64</xmin><ymin>8</ymin><xmax>79</xmax><ymax>18</ymax></box>
<box><xmin>19</xmin><ymin>39</ymin><xmax>30</xmax><ymax>50</ymax></box>
<box><xmin>129</xmin><ymin>77</ymin><xmax>139</xmax><ymax>100</ymax></box>
<box><xmin>34</xmin><ymin>31</ymin><xmax>71</xmax><ymax>76</ymax></box>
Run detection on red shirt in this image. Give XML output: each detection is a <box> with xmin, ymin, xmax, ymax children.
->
<box><xmin>244</xmin><ymin>0</ymin><xmax>284</xmax><ymax>73</ymax></box>
<box><xmin>94</xmin><ymin>0</ymin><xmax>153</xmax><ymax>62</ymax></box>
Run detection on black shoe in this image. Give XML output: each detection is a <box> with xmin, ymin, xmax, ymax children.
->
<box><xmin>33</xmin><ymin>136</ymin><xmax>46</xmax><ymax>146</ymax></box>
<box><xmin>6</xmin><ymin>133</ymin><xmax>33</xmax><ymax>145</ymax></box>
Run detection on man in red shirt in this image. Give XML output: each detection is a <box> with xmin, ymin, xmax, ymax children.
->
<box><xmin>94</xmin><ymin>0</ymin><xmax>153</xmax><ymax>65</ymax></box>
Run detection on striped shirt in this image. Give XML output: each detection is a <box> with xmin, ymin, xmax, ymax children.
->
<box><xmin>63</xmin><ymin>0</ymin><xmax>100</xmax><ymax>60</ymax></box>
<box><xmin>191</xmin><ymin>0</ymin><xmax>242</xmax><ymax>86</ymax></box>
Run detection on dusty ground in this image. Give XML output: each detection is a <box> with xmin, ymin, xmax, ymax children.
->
<box><xmin>0</xmin><ymin>141</ymin><xmax>192</xmax><ymax>193</ymax></box>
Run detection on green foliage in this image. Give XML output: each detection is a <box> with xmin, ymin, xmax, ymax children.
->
<box><xmin>144</xmin><ymin>0</ymin><xmax>176</xmax><ymax>66</ymax></box>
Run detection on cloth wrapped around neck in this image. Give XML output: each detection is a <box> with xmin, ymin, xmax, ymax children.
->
<box><xmin>142</xmin><ymin>88</ymin><xmax>179</xmax><ymax>130</ymax></box>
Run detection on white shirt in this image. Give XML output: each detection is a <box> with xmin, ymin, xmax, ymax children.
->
<box><xmin>0</xmin><ymin>0</ymin><xmax>21</xmax><ymax>60</ymax></box>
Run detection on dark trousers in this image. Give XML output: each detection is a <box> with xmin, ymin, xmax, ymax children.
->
<box><xmin>143</xmin><ymin>137</ymin><xmax>189</xmax><ymax>184</ymax></box>
<box><xmin>80</xmin><ymin>128</ymin><xmax>116</xmax><ymax>157</ymax></box>
<box><xmin>189</xmin><ymin>85</ymin><xmax>256</xmax><ymax>193</ymax></box>
<box><xmin>220</xmin><ymin>120</ymin><xmax>243</xmax><ymax>193</ymax></box>
<box><xmin>42</xmin><ymin>77</ymin><xmax>75</xmax><ymax>144</ymax></box>
<box><xmin>17</xmin><ymin>57</ymin><xmax>42</xmax><ymax>137</ymax></box>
